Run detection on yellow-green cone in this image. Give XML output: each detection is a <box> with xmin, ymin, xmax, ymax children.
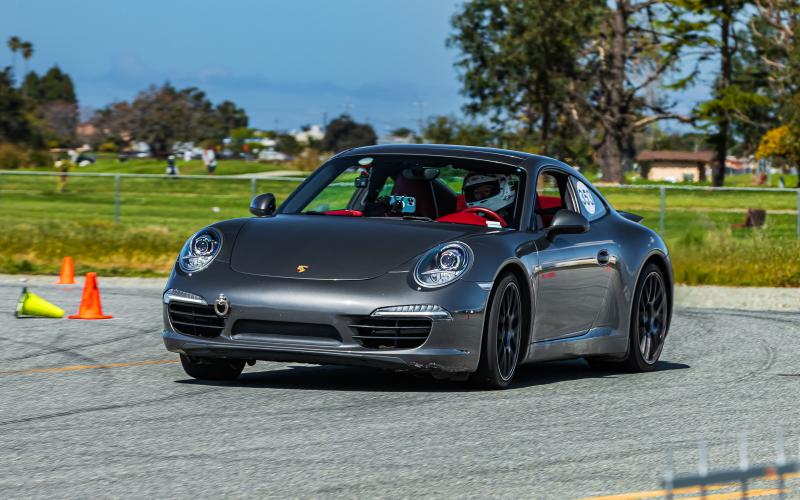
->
<box><xmin>15</xmin><ymin>287</ymin><xmax>65</xmax><ymax>318</ymax></box>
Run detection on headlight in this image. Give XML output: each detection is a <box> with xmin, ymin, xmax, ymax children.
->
<box><xmin>414</xmin><ymin>242</ymin><xmax>472</xmax><ymax>288</ymax></box>
<box><xmin>178</xmin><ymin>228</ymin><xmax>222</xmax><ymax>273</ymax></box>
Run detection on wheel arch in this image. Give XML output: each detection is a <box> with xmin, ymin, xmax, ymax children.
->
<box><xmin>483</xmin><ymin>260</ymin><xmax>534</xmax><ymax>361</ymax></box>
<box><xmin>633</xmin><ymin>250</ymin><xmax>673</xmax><ymax>331</ymax></box>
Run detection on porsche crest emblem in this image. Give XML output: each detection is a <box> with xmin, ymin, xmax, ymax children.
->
<box><xmin>296</xmin><ymin>265</ymin><xmax>309</xmax><ymax>273</ymax></box>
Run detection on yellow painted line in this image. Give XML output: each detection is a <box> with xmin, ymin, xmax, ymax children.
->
<box><xmin>582</xmin><ymin>483</ymin><xmax>731</xmax><ymax>500</ymax></box>
<box><xmin>582</xmin><ymin>472</ymin><xmax>800</xmax><ymax>500</ymax></box>
<box><xmin>683</xmin><ymin>487</ymin><xmax>789</xmax><ymax>500</ymax></box>
<box><xmin>0</xmin><ymin>359</ymin><xmax>177</xmax><ymax>376</ymax></box>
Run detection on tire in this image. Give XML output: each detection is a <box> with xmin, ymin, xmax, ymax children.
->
<box><xmin>179</xmin><ymin>354</ymin><xmax>245</xmax><ymax>381</ymax></box>
<box><xmin>587</xmin><ymin>263</ymin><xmax>668</xmax><ymax>373</ymax></box>
<box><xmin>469</xmin><ymin>273</ymin><xmax>524</xmax><ymax>389</ymax></box>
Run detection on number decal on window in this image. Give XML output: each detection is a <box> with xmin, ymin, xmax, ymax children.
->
<box><xmin>575</xmin><ymin>180</ymin><xmax>596</xmax><ymax>215</ymax></box>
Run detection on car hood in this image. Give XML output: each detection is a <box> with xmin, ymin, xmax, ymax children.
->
<box><xmin>229</xmin><ymin>214</ymin><xmax>482</xmax><ymax>280</ymax></box>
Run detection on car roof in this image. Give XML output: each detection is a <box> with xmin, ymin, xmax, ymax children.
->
<box><xmin>336</xmin><ymin>144</ymin><xmax>597</xmax><ymax>188</ymax></box>
<box><xmin>337</xmin><ymin>143</ymin><xmax>570</xmax><ymax>171</ymax></box>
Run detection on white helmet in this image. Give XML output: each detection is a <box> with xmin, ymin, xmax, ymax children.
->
<box><xmin>463</xmin><ymin>173</ymin><xmax>515</xmax><ymax>212</ymax></box>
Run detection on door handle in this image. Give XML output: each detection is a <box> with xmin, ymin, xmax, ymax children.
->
<box><xmin>597</xmin><ymin>249</ymin><xmax>610</xmax><ymax>265</ymax></box>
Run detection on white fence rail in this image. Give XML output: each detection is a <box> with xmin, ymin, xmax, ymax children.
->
<box><xmin>1</xmin><ymin>170</ymin><xmax>798</xmax><ymax>238</ymax></box>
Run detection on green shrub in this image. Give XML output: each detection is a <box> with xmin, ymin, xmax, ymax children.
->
<box><xmin>0</xmin><ymin>143</ymin><xmax>28</xmax><ymax>169</ymax></box>
<box><xmin>27</xmin><ymin>149</ymin><xmax>53</xmax><ymax>167</ymax></box>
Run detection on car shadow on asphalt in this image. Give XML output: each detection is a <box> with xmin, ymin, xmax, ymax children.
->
<box><xmin>176</xmin><ymin>359</ymin><xmax>690</xmax><ymax>392</ymax></box>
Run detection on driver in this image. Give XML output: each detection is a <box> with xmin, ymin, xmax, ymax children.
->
<box><xmin>462</xmin><ymin>173</ymin><xmax>516</xmax><ymax>222</ymax></box>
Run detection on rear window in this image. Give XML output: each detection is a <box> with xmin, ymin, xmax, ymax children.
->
<box><xmin>572</xmin><ymin>177</ymin><xmax>607</xmax><ymax>222</ymax></box>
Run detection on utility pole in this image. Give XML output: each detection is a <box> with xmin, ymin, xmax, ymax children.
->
<box><xmin>414</xmin><ymin>101</ymin><xmax>426</xmax><ymax>137</ymax></box>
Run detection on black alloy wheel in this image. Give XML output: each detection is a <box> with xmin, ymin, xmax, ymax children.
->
<box><xmin>470</xmin><ymin>273</ymin><xmax>523</xmax><ymax>389</ymax></box>
<box><xmin>587</xmin><ymin>263</ymin><xmax>669</xmax><ymax>373</ymax></box>
<box><xmin>496</xmin><ymin>281</ymin><xmax>522</xmax><ymax>380</ymax></box>
<box><xmin>637</xmin><ymin>269</ymin><xmax>667</xmax><ymax>365</ymax></box>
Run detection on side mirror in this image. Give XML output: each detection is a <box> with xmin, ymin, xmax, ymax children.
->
<box><xmin>250</xmin><ymin>193</ymin><xmax>276</xmax><ymax>217</ymax></box>
<box><xmin>546</xmin><ymin>209</ymin><xmax>589</xmax><ymax>240</ymax></box>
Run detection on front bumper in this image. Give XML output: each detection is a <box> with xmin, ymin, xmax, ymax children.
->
<box><xmin>162</xmin><ymin>263</ymin><xmax>490</xmax><ymax>375</ymax></box>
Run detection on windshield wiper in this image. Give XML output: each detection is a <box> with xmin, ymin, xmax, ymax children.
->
<box><xmin>303</xmin><ymin>210</ymin><xmax>328</xmax><ymax>215</ymax></box>
<box><xmin>402</xmin><ymin>215</ymin><xmax>432</xmax><ymax>222</ymax></box>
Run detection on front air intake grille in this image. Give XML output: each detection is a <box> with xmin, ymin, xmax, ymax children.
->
<box><xmin>232</xmin><ymin>319</ymin><xmax>342</xmax><ymax>342</ymax></box>
<box><xmin>350</xmin><ymin>318</ymin><xmax>432</xmax><ymax>350</ymax></box>
<box><xmin>168</xmin><ymin>303</ymin><xmax>224</xmax><ymax>337</ymax></box>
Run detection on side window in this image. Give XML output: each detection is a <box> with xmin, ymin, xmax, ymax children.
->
<box><xmin>534</xmin><ymin>170</ymin><xmax>575</xmax><ymax>228</ymax></box>
<box><xmin>377</xmin><ymin>177</ymin><xmax>395</xmax><ymax>198</ymax></box>
<box><xmin>572</xmin><ymin>178</ymin><xmax>607</xmax><ymax>222</ymax></box>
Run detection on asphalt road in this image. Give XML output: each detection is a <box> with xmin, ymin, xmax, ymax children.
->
<box><xmin>1</xmin><ymin>277</ymin><xmax>799</xmax><ymax>499</ymax></box>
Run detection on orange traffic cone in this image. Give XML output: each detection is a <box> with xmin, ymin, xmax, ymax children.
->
<box><xmin>68</xmin><ymin>272</ymin><xmax>113</xmax><ymax>320</ymax></box>
<box><xmin>55</xmin><ymin>256</ymin><xmax>75</xmax><ymax>284</ymax></box>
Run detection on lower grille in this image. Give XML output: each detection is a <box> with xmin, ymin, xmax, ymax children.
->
<box><xmin>350</xmin><ymin>318</ymin><xmax>432</xmax><ymax>349</ymax></box>
<box><xmin>232</xmin><ymin>319</ymin><xmax>342</xmax><ymax>342</ymax></box>
<box><xmin>168</xmin><ymin>302</ymin><xmax>224</xmax><ymax>337</ymax></box>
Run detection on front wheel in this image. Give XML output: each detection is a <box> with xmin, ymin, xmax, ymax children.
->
<box><xmin>180</xmin><ymin>354</ymin><xmax>245</xmax><ymax>381</ymax></box>
<box><xmin>469</xmin><ymin>274</ymin><xmax>523</xmax><ymax>389</ymax></box>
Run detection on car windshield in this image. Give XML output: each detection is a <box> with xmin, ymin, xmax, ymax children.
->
<box><xmin>280</xmin><ymin>154</ymin><xmax>526</xmax><ymax>229</ymax></box>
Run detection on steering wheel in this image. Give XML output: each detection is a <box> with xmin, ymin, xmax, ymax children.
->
<box><xmin>462</xmin><ymin>207</ymin><xmax>507</xmax><ymax>227</ymax></box>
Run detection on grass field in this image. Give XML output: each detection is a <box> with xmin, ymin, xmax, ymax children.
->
<box><xmin>2</xmin><ymin>160</ymin><xmax>799</xmax><ymax>286</ymax></box>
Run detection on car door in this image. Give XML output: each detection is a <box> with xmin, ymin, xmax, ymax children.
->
<box><xmin>531</xmin><ymin>169</ymin><xmax>612</xmax><ymax>342</ymax></box>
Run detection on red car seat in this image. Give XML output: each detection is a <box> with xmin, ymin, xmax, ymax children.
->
<box><xmin>535</xmin><ymin>195</ymin><xmax>563</xmax><ymax>227</ymax></box>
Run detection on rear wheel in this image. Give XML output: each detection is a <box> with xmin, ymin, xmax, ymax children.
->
<box><xmin>179</xmin><ymin>354</ymin><xmax>245</xmax><ymax>381</ymax></box>
<box><xmin>469</xmin><ymin>274</ymin><xmax>523</xmax><ymax>389</ymax></box>
<box><xmin>587</xmin><ymin>263</ymin><xmax>668</xmax><ymax>372</ymax></box>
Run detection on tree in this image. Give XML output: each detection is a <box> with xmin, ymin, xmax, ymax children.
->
<box><xmin>131</xmin><ymin>84</ymin><xmax>205</xmax><ymax>157</ymax></box>
<box><xmin>422</xmin><ymin>115</ymin><xmax>494</xmax><ymax>146</ymax></box>
<box><xmin>755</xmin><ymin>124</ymin><xmax>800</xmax><ymax>186</ymax></box>
<box><xmin>90</xmin><ymin>101</ymin><xmax>133</xmax><ymax>150</ymax></box>
<box><xmin>216</xmin><ymin>100</ymin><xmax>248</xmax><ymax>135</ymax></box>
<box><xmin>390</xmin><ymin>127</ymin><xmax>414</xmax><ymax>137</ymax></box>
<box><xmin>275</xmin><ymin>133</ymin><xmax>301</xmax><ymax>156</ymax></box>
<box><xmin>743</xmin><ymin>0</ymin><xmax>800</xmax><ymax>187</ymax></box>
<box><xmin>757</xmin><ymin>123</ymin><xmax>800</xmax><ymax>186</ymax></box>
<box><xmin>22</xmin><ymin>66</ymin><xmax>79</xmax><ymax>147</ymax></box>
<box><xmin>321</xmin><ymin>114</ymin><xmax>376</xmax><ymax>152</ymax></box>
<box><xmin>91</xmin><ymin>83</ymin><xmax>249</xmax><ymax>157</ymax></box>
<box><xmin>23</xmin><ymin>66</ymin><xmax>76</xmax><ymax>103</ymax></box>
<box><xmin>19</xmin><ymin>41</ymin><xmax>33</xmax><ymax>75</ymax></box>
<box><xmin>6</xmin><ymin>36</ymin><xmax>20</xmax><ymax>74</ymax></box>
<box><xmin>749</xmin><ymin>0</ymin><xmax>800</xmax><ymax>98</ymax></box>
<box><xmin>448</xmin><ymin>0</ymin><xmax>602</xmax><ymax>152</ymax></box>
<box><xmin>569</xmin><ymin>1</ymin><xmax>704</xmax><ymax>183</ymax></box>
<box><xmin>0</xmin><ymin>68</ymin><xmax>34</xmax><ymax>143</ymax></box>
<box><xmin>39</xmin><ymin>101</ymin><xmax>79</xmax><ymax>146</ymax></box>
<box><xmin>449</xmin><ymin>0</ymin><xmax>702</xmax><ymax>182</ymax></box>
<box><xmin>684</xmin><ymin>0</ymin><xmax>751</xmax><ymax>186</ymax></box>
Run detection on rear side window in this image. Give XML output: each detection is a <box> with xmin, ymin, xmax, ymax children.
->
<box><xmin>572</xmin><ymin>178</ymin><xmax>607</xmax><ymax>222</ymax></box>
<box><xmin>533</xmin><ymin>169</ymin><xmax>581</xmax><ymax>229</ymax></box>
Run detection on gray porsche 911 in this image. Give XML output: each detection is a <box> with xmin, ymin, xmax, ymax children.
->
<box><xmin>162</xmin><ymin>144</ymin><xmax>672</xmax><ymax>388</ymax></box>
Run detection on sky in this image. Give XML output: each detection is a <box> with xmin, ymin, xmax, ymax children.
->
<box><xmin>1</xmin><ymin>0</ymin><xmax>464</xmax><ymax>134</ymax></box>
<box><xmin>1</xmin><ymin>0</ymin><xmax>709</xmax><ymax>135</ymax></box>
